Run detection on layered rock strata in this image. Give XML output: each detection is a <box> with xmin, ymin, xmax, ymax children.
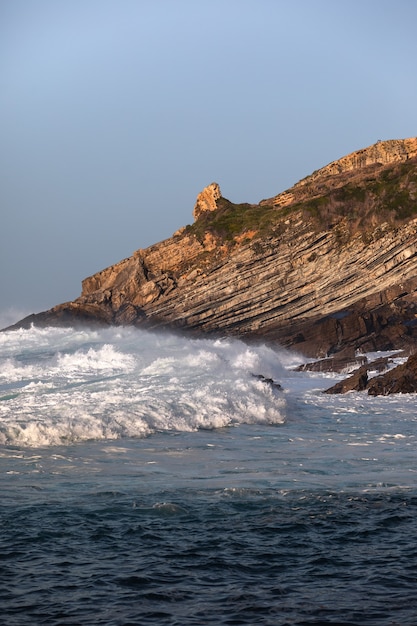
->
<box><xmin>8</xmin><ymin>138</ymin><xmax>417</xmax><ymax>362</ymax></box>
<box><xmin>268</xmin><ymin>137</ymin><xmax>417</xmax><ymax>208</ymax></box>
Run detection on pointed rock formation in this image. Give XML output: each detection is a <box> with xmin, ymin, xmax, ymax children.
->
<box><xmin>193</xmin><ymin>182</ymin><xmax>222</xmax><ymax>220</ymax></box>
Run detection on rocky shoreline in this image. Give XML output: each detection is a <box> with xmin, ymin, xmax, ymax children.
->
<box><xmin>5</xmin><ymin>138</ymin><xmax>417</xmax><ymax>395</ymax></box>
<box><xmin>319</xmin><ymin>352</ymin><xmax>417</xmax><ymax>396</ymax></box>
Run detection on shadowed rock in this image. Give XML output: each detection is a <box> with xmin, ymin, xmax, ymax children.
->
<box><xmin>323</xmin><ymin>365</ymin><xmax>369</xmax><ymax>394</ymax></box>
<box><xmin>367</xmin><ymin>353</ymin><xmax>417</xmax><ymax>395</ymax></box>
<box><xmin>322</xmin><ymin>355</ymin><xmax>417</xmax><ymax>395</ymax></box>
<box><xmin>295</xmin><ymin>355</ymin><xmax>367</xmax><ymax>374</ymax></box>
<box><xmin>252</xmin><ymin>374</ymin><xmax>283</xmax><ymax>391</ymax></box>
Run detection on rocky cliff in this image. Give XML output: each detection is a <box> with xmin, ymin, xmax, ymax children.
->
<box><xmin>8</xmin><ymin>137</ymin><xmax>417</xmax><ymax>360</ymax></box>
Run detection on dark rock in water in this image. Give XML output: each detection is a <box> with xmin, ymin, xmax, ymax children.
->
<box><xmin>295</xmin><ymin>355</ymin><xmax>367</xmax><ymax>374</ymax></box>
<box><xmin>323</xmin><ymin>365</ymin><xmax>369</xmax><ymax>394</ymax></box>
<box><xmin>323</xmin><ymin>356</ymin><xmax>393</xmax><ymax>393</ymax></box>
<box><xmin>323</xmin><ymin>354</ymin><xmax>417</xmax><ymax>395</ymax></box>
<box><xmin>367</xmin><ymin>353</ymin><xmax>417</xmax><ymax>395</ymax></box>
<box><xmin>366</xmin><ymin>356</ymin><xmax>395</xmax><ymax>373</ymax></box>
<box><xmin>252</xmin><ymin>374</ymin><xmax>283</xmax><ymax>391</ymax></box>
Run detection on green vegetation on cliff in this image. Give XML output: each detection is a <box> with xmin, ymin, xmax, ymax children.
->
<box><xmin>185</xmin><ymin>197</ymin><xmax>284</xmax><ymax>242</ymax></box>
<box><xmin>301</xmin><ymin>158</ymin><xmax>417</xmax><ymax>234</ymax></box>
<box><xmin>186</xmin><ymin>158</ymin><xmax>417</xmax><ymax>245</ymax></box>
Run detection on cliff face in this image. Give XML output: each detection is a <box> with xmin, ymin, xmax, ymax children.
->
<box><xmin>10</xmin><ymin>137</ymin><xmax>417</xmax><ymax>358</ymax></box>
<box><xmin>265</xmin><ymin>137</ymin><xmax>417</xmax><ymax>209</ymax></box>
<box><xmin>294</xmin><ymin>137</ymin><xmax>417</xmax><ymax>188</ymax></box>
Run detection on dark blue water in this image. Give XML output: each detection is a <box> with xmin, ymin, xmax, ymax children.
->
<box><xmin>1</xmin><ymin>431</ymin><xmax>417</xmax><ymax>626</ymax></box>
<box><xmin>1</xmin><ymin>327</ymin><xmax>417</xmax><ymax>624</ymax></box>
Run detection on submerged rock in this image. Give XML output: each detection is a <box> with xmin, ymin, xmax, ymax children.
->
<box><xmin>252</xmin><ymin>374</ymin><xmax>283</xmax><ymax>391</ymax></box>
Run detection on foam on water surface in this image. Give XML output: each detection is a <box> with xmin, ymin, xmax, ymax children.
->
<box><xmin>0</xmin><ymin>325</ymin><xmax>288</xmax><ymax>446</ymax></box>
<box><xmin>2</xmin><ymin>325</ymin><xmax>417</xmax><ymax>625</ymax></box>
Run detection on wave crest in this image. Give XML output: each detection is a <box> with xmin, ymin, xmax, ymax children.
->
<box><xmin>0</xmin><ymin>326</ymin><xmax>287</xmax><ymax>447</ymax></box>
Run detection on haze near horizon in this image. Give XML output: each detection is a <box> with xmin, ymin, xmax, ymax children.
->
<box><xmin>1</xmin><ymin>0</ymin><xmax>417</xmax><ymax>325</ymax></box>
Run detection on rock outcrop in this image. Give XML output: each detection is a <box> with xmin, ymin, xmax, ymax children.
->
<box><xmin>7</xmin><ymin>137</ymin><xmax>417</xmax><ymax>365</ymax></box>
<box><xmin>295</xmin><ymin>138</ymin><xmax>417</xmax><ymax>189</ymax></box>
<box><xmin>324</xmin><ymin>365</ymin><xmax>370</xmax><ymax>394</ymax></box>
<box><xmin>367</xmin><ymin>353</ymin><xmax>417</xmax><ymax>395</ymax></box>
<box><xmin>324</xmin><ymin>353</ymin><xmax>417</xmax><ymax>396</ymax></box>
<box><xmin>267</xmin><ymin>137</ymin><xmax>417</xmax><ymax>209</ymax></box>
<box><xmin>193</xmin><ymin>182</ymin><xmax>222</xmax><ymax>220</ymax></box>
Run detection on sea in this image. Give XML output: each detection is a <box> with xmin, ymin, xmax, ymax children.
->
<box><xmin>1</xmin><ymin>323</ymin><xmax>417</xmax><ymax>625</ymax></box>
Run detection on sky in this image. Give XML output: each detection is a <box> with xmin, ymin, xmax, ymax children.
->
<box><xmin>1</xmin><ymin>0</ymin><xmax>417</xmax><ymax>323</ymax></box>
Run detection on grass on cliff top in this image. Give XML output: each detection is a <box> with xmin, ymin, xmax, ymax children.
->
<box><xmin>185</xmin><ymin>159</ymin><xmax>417</xmax><ymax>245</ymax></box>
<box><xmin>301</xmin><ymin>159</ymin><xmax>417</xmax><ymax>233</ymax></box>
<box><xmin>185</xmin><ymin>197</ymin><xmax>286</xmax><ymax>242</ymax></box>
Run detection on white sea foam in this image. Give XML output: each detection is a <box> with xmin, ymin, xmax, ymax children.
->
<box><xmin>3</xmin><ymin>325</ymin><xmax>417</xmax><ymax>455</ymax></box>
<box><xmin>0</xmin><ymin>325</ymin><xmax>287</xmax><ymax>447</ymax></box>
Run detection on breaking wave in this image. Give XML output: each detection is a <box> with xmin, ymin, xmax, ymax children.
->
<box><xmin>0</xmin><ymin>325</ymin><xmax>290</xmax><ymax>447</ymax></box>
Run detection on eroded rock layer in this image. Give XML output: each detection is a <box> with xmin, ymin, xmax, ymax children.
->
<box><xmin>8</xmin><ymin>138</ymin><xmax>417</xmax><ymax>359</ymax></box>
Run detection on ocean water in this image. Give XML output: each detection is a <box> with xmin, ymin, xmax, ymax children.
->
<box><xmin>1</xmin><ymin>325</ymin><xmax>417</xmax><ymax>625</ymax></box>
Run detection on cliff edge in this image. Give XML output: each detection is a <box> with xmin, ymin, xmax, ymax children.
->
<box><xmin>7</xmin><ymin>137</ymin><xmax>417</xmax><ymax>359</ymax></box>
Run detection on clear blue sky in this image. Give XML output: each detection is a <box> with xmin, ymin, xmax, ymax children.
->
<box><xmin>1</xmin><ymin>0</ymin><xmax>417</xmax><ymax>321</ymax></box>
